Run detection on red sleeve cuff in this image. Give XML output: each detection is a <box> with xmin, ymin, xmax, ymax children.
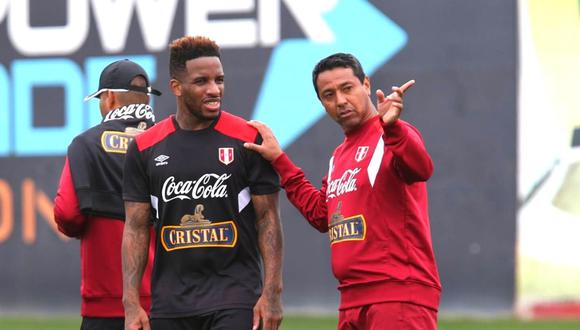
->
<box><xmin>382</xmin><ymin>119</ymin><xmax>409</xmax><ymax>146</ymax></box>
<box><xmin>271</xmin><ymin>153</ymin><xmax>301</xmax><ymax>187</ymax></box>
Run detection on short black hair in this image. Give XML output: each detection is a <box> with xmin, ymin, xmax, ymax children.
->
<box><xmin>312</xmin><ymin>53</ymin><xmax>366</xmax><ymax>97</ymax></box>
<box><xmin>169</xmin><ymin>36</ymin><xmax>221</xmax><ymax>79</ymax></box>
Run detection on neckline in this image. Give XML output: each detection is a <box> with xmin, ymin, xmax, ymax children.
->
<box><xmin>345</xmin><ymin>115</ymin><xmax>380</xmax><ymax>139</ymax></box>
<box><xmin>171</xmin><ymin>111</ymin><xmax>222</xmax><ymax>133</ymax></box>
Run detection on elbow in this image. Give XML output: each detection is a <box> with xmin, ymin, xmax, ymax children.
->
<box><xmin>53</xmin><ymin>205</ymin><xmax>84</xmax><ymax>237</ymax></box>
<box><xmin>54</xmin><ymin>217</ymin><xmax>80</xmax><ymax>238</ymax></box>
<box><xmin>416</xmin><ymin>160</ymin><xmax>434</xmax><ymax>182</ymax></box>
<box><xmin>307</xmin><ymin>217</ymin><xmax>329</xmax><ymax>233</ymax></box>
<box><xmin>53</xmin><ymin>205</ymin><xmax>67</xmax><ymax>230</ymax></box>
<box><xmin>397</xmin><ymin>158</ymin><xmax>434</xmax><ymax>183</ymax></box>
<box><xmin>56</xmin><ymin>223</ymin><xmax>81</xmax><ymax>238</ymax></box>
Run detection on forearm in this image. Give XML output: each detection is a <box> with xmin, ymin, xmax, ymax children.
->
<box><xmin>254</xmin><ymin>194</ymin><xmax>283</xmax><ymax>296</ymax></box>
<box><xmin>53</xmin><ymin>159</ymin><xmax>86</xmax><ymax>237</ymax></box>
<box><xmin>271</xmin><ymin>153</ymin><xmax>328</xmax><ymax>232</ymax></box>
<box><xmin>383</xmin><ymin>120</ymin><xmax>433</xmax><ymax>182</ymax></box>
<box><xmin>122</xmin><ymin>202</ymin><xmax>151</xmax><ymax>308</ymax></box>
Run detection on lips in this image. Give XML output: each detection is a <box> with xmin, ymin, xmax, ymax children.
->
<box><xmin>338</xmin><ymin>109</ymin><xmax>355</xmax><ymax>120</ymax></box>
<box><xmin>203</xmin><ymin>98</ymin><xmax>221</xmax><ymax>111</ymax></box>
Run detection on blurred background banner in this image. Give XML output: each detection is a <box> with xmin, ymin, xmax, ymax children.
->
<box><xmin>517</xmin><ymin>0</ymin><xmax>580</xmax><ymax>318</ymax></box>
<box><xmin>0</xmin><ymin>0</ymin><xmax>518</xmax><ymax>316</ymax></box>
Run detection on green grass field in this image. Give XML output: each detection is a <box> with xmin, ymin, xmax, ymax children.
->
<box><xmin>1</xmin><ymin>315</ymin><xmax>580</xmax><ymax>330</ymax></box>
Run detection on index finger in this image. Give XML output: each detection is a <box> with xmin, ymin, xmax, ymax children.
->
<box><xmin>399</xmin><ymin>79</ymin><xmax>415</xmax><ymax>94</ymax></box>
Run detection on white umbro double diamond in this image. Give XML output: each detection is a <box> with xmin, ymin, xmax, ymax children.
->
<box><xmin>155</xmin><ymin>154</ymin><xmax>169</xmax><ymax>167</ymax></box>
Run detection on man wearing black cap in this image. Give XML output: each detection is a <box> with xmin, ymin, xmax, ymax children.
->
<box><xmin>54</xmin><ymin>59</ymin><xmax>161</xmax><ymax>330</ymax></box>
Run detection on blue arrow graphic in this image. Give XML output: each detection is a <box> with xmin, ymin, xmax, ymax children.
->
<box><xmin>252</xmin><ymin>0</ymin><xmax>407</xmax><ymax>148</ymax></box>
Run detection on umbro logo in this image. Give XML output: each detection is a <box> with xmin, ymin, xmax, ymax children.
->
<box><xmin>155</xmin><ymin>154</ymin><xmax>169</xmax><ymax>167</ymax></box>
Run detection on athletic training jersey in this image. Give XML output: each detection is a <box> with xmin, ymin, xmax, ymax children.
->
<box><xmin>123</xmin><ymin>111</ymin><xmax>280</xmax><ymax>318</ymax></box>
<box><xmin>54</xmin><ymin>103</ymin><xmax>155</xmax><ymax>317</ymax></box>
<box><xmin>272</xmin><ymin>116</ymin><xmax>441</xmax><ymax>311</ymax></box>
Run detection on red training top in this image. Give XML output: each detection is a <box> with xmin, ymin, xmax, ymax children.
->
<box><xmin>54</xmin><ymin>158</ymin><xmax>155</xmax><ymax>317</ymax></box>
<box><xmin>272</xmin><ymin>116</ymin><xmax>441</xmax><ymax>311</ymax></box>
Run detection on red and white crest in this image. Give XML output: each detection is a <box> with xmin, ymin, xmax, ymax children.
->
<box><xmin>355</xmin><ymin>146</ymin><xmax>369</xmax><ymax>162</ymax></box>
<box><xmin>219</xmin><ymin>147</ymin><xmax>234</xmax><ymax>165</ymax></box>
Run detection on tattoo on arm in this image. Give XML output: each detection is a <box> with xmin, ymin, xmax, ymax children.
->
<box><xmin>122</xmin><ymin>201</ymin><xmax>151</xmax><ymax>307</ymax></box>
<box><xmin>252</xmin><ymin>192</ymin><xmax>283</xmax><ymax>296</ymax></box>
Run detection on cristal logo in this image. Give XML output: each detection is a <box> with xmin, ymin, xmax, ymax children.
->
<box><xmin>327</xmin><ymin>168</ymin><xmax>360</xmax><ymax>200</ymax></box>
<box><xmin>104</xmin><ymin>104</ymin><xmax>155</xmax><ymax>122</ymax></box>
<box><xmin>162</xmin><ymin>174</ymin><xmax>231</xmax><ymax>202</ymax></box>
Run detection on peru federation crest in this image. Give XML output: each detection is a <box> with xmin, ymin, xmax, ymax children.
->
<box><xmin>219</xmin><ymin>147</ymin><xmax>234</xmax><ymax>165</ymax></box>
<box><xmin>355</xmin><ymin>146</ymin><xmax>369</xmax><ymax>162</ymax></box>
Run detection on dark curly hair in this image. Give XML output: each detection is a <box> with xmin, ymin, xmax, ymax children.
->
<box><xmin>169</xmin><ymin>36</ymin><xmax>221</xmax><ymax>79</ymax></box>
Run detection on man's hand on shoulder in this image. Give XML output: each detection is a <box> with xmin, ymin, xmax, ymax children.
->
<box><xmin>244</xmin><ymin>120</ymin><xmax>283</xmax><ymax>162</ymax></box>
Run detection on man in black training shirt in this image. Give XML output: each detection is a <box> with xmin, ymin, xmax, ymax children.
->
<box><xmin>122</xmin><ymin>36</ymin><xmax>283</xmax><ymax>330</ymax></box>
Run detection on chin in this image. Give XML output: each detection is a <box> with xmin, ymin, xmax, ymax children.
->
<box><xmin>339</xmin><ymin>118</ymin><xmax>361</xmax><ymax>131</ymax></box>
<box><xmin>201</xmin><ymin>108</ymin><xmax>221</xmax><ymax>118</ymax></box>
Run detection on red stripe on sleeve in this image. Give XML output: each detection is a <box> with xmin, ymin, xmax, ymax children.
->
<box><xmin>135</xmin><ymin>116</ymin><xmax>177</xmax><ymax>151</ymax></box>
<box><xmin>214</xmin><ymin>111</ymin><xmax>258</xmax><ymax>143</ymax></box>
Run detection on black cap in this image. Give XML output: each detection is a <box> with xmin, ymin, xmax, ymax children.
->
<box><xmin>84</xmin><ymin>59</ymin><xmax>162</xmax><ymax>101</ymax></box>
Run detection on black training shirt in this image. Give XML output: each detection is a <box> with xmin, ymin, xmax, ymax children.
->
<box><xmin>123</xmin><ymin>111</ymin><xmax>280</xmax><ymax>318</ymax></box>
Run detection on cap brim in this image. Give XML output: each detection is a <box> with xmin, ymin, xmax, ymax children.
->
<box><xmin>83</xmin><ymin>89</ymin><xmax>105</xmax><ymax>102</ymax></box>
<box><xmin>149</xmin><ymin>88</ymin><xmax>162</xmax><ymax>96</ymax></box>
<box><xmin>126</xmin><ymin>86</ymin><xmax>162</xmax><ymax>96</ymax></box>
<box><xmin>84</xmin><ymin>87</ymin><xmax>161</xmax><ymax>102</ymax></box>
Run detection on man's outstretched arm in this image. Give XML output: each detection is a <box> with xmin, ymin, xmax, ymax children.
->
<box><xmin>377</xmin><ymin>80</ymin><xmax>434</xmax><ymax>182</ymax></box>
<box><xmin>244</xmin><ymin>121</ymin><xmax>328</xmax><ymax>232</ymax></box>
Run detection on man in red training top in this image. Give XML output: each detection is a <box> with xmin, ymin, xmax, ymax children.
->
<box><xmin>245</xmin><ymin>53</ymin><xmax>441</xmax><ymax>329</ymax></box>
<box><xmin>54</xmin><ymin>59</ymin><xmax>158</xmax><ymax>330</ymax></box>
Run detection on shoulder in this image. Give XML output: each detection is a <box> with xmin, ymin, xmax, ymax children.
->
<box><xmin>333</xmin><ymin>137</ymin><xmax>348</xmax><ymax>155</ymax></box>
<box><xmin>134</xmin><ymin>116</ymin><xmax>177</xmax><ymax>151</ymax></box>
<box><xmin>68</xmin><ymin>124</ymin><xmax>103</xmax><ymax>150</ymax></box>
<box><xmin>214</xmin><ymin>111</ymin><xmax>258</xmax><ymax>143</ymax></box>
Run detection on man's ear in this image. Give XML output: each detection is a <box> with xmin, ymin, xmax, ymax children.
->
<box><xmin>170</xmin><ymin>79</ymin><xmax>182</xmax><ymax>97</ymax></box>
<box><xmin>104</xmin><ymin>90</ymin><xmax>117</xmax><ymax>109</ymax></box>
<box><xmin>363</xmin><ymin>76</ymin><xmax>371</xmax><ymax>96</ymax></box>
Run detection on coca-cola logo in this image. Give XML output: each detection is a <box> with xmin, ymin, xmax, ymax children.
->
<box><xmin>162</xmin><ymin>174</ymin><xmax>231</xmax><ymax>202</ymax></box>
<box><xmin>104</xmin><ymin>103</ymin><xmax>155</xmax><ymax>122</ymax></box>
<box><xmin>326</xmin><ymin>168</ymin><xmax>360</xmax><ymax>200</ymax></box>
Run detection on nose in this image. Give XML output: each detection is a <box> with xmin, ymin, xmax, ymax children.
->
<box><xmin>335</xmin><ymin>91</ymin><xmax>347</xmax><ymax>107</ymax></box>
<box><xmin>207</xmin><ymin>80</ymin><xmax>221</xmax><ymax>95</ymax></box>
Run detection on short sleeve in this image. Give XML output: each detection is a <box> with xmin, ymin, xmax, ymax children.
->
<box><xmin>123</xmin><ymin>140</ymin><xmax>150</xmax><ymax>202</ymax></box>
<box><xmin>246</xmin><ymin>134</ymin><xmax>280</xmax><ymax>195</ymax></box>
<box><xmin>67</xmin><ymin>136</ymin><xmax>94</xmax><ymax>207</ymax></box>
